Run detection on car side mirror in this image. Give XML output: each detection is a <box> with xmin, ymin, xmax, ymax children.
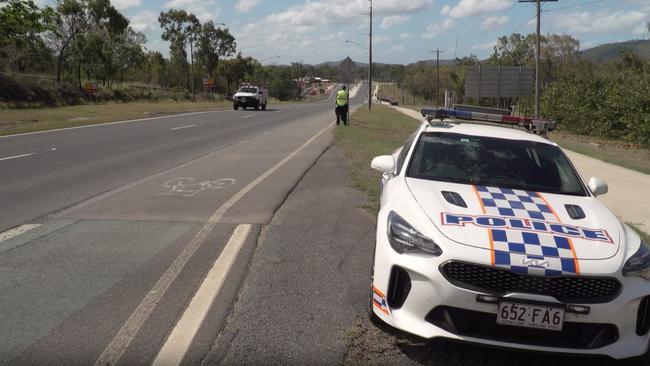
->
<box><xmin>371</xmin><ymin>155</ymin><xmax>396</xmax><ymax>174</ymax></box>
<box><xmin>588</xmin><ymin>177</ymin><xmax>608</xmax><ymax>197</ymax></box>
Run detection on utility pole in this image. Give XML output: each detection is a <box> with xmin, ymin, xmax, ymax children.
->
<box><xmin>432</xmin><ymin>48</ymin><xmax>445</xmax><ymax>107</ymax></box>
<box><xmin>368</xmin><ymin>0</ymin><xmax>373</xmax><ymax>110</ymax></box>
<box><xmin>190</xmin><ymin>41</ymin><xmax>195</xmax><ymax>102</ymax></box>
<box><xmin>519</xmin><ymin>0</ymin><xmax>557</xmax><ymax>117</ymax></box>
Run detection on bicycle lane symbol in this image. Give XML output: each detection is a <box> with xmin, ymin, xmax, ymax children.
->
<box><xmin>158</xmin><ymin>178</ymin><xmax>236</xmax><ymax>197</ymax></box>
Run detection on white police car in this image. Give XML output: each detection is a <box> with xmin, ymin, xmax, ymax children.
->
<box><xmin>368</xmin><ymin>108</ymin><xmax>650</xmax><ymax>359</ymax></box>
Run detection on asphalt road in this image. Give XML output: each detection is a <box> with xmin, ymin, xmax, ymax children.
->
<box><xmin>0</xmin><ymin>86</ymin><xmax>368</xmax><ymax>365</ymax></box>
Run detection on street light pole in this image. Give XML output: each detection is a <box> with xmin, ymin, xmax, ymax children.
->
<box><xmin>368</xmin><ymin>0</ymin><xmax>372</xmax><ymax>111</ymax></box>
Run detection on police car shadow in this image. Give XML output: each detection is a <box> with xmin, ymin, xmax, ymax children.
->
<box><xmin>394</xmin><ymin>336</ymin><xmax>649</xmax><ymax>366</ymax></box>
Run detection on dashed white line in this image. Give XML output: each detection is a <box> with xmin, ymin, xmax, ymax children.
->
<box><xmin>0</xmin><ymin>224</ymin><xmax>41</xmax><ymax>243</ymax></box>
<box><xmin>93</xmin><ymin>121</ymin><xmax>335</xmax><ymax>366</ymax></box>
<box><xmin>0</xmin><ymin>153</ymin><xmax>36</xmax><ymax>162</ymax></box>
<box><xmin>152</xmin><ymin>224</ymin><xmax>252</xmax><ymax>366</ymax></box>
<box><xmin>242</xmin><ymin>115</ymin><xmax>255</xmax><ymax>119</ymax></box>
<box><xmin>170</xmin><ymin>124</ymin><xmax>197</xmax><ymax>131</ymax></box>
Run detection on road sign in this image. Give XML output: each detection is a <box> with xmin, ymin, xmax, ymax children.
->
<box><xmin>84</xmin><ymin>81</ymin><xmax>98</xmax><ymax>94</ymax></box>
<box><xmin>339</xmin><ymin>57</ymin><xmax>356</xmax><ymax>76</ymax></box>
<box><xmin>465</xmin><ymin>66</ymin><xmax>534</xmax><ymax>99</ymax></box>
<box><xmin>202</xmin><ymin>78</ymin><xmax>215</xmax><ymax>87</ymax></box>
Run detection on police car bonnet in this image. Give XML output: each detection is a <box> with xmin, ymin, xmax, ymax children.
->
<box><xmin>406</xmin><ymin>178</ymin><xmax>621</xmax><ymax>261</ymax></box>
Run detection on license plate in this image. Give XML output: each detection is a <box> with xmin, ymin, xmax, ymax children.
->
<box><xmin>497</xmin><ymin>301</ymin><xmax>565</xmax><ymax>331</ymax></box>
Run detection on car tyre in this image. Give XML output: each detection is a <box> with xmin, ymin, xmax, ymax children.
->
<box><xmin>262</xmin><ymin>103</ymin><xmax>267</xmax><ymax>111</ymax></box>
<box><xmin>233</xmin><ymin>105</ymin><xmax>238</xmax><ymax>110</ymax></box>
<box><xmin>254</xmin><ymin>101</ymin><xmax>260</xmax><ymax>111</ymax></box>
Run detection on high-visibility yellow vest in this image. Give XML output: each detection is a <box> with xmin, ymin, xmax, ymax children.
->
<box><xmin>336</xmin><ymin>90</ymin><xmax>348</xmax><ymax>107</ymax></box>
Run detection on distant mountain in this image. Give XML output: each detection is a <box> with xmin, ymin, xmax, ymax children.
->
<box><xmin>580</xmin><ymin>39</ymin><xmax>650</xmax><ymax>63</ymax></box>
<box><xmin>316</xmin><ymin>58</ymin><xmax>456</xmax><ymax>68</ymax></box>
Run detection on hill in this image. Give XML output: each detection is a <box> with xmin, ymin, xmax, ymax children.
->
<box><xmin>580</xmin><ymin>39</ymin><xmax>650</xmax><ymax>63</ymax></box>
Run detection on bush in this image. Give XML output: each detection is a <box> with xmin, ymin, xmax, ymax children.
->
<box><xmin>541</xmin><ymin>53</ymin><xmax>650</xmax><ymax>147</ymax></box>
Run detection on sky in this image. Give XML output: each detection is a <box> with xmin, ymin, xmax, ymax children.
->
<box><xmin>47</xmin><ymin>0</ymin><xmax>650</xmax><ymax>64</ymax></box>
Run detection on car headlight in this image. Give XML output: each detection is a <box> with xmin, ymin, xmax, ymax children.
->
<box><xmin>387</xmin><ymin>211</ymin><xmax>442</xmax><ymax>256</ymax></box>
<box><xmin>623</xmin><ymin>239</ymin><xmax>650</xmax><ymax>280</ymax></box>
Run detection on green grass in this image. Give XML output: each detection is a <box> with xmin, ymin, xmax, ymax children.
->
<box><xmin>628</xmin><ymin>223</ymin><xmax>650</xmax><ymax>243</ymax></box>
<box><xmin>550</xmin><ymin>130</ymin><xmax>650</xmax><ymax>175</ymax></box>
<box><xmin>0</xmin><ymin>100</ymin><xmax>230</xmax><ymax>136</ymax></box>
<box><xmin>335</xmin><ymin>104</ymin><xmax>421</xmax><ymax>214</ymax></box>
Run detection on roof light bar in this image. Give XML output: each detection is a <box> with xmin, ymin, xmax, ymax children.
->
<box><xmin>421</xmin><ymin>107</ymin><xmax>556</xmax><ymax>135</ymax></box>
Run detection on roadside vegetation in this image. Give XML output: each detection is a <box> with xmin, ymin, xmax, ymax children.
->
<box><xmin>334</xmin><ymin>105</ymin><xmax>420</xmax><ymax>214</ymax></box>
<box><xmin>370</xmin><ymin>33</ymin><xmax>650</xmax><ymax>148</ymax></box>
<box><xmin>0</xmin><ymin>0</ymin><xmax>340</xmax><ymax>109</ymax></box>
<box><xmin>0</xmin><ymin>100</ymin><xmax>233</xmax><ymax>136</ymax></box>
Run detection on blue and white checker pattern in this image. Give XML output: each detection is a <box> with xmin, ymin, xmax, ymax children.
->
<box><xmin>476</xmin><ymin>186</ymin><xmax>557</xmax><ymax>221</ymax></box>
<box><xmin>476</xmin><ymin>186</ymin><xmax>579</xmax><ymax>276</ymax></box>
<box><xmin>490</xmin><ymin>229</ymin><xmax>578</xmax><ymax>276</ymax></box>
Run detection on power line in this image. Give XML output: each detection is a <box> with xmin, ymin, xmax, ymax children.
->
<box><xmin>543</xmin><ymin>0</ymin><xmax>607</xmax><ymax>13</ymax></box>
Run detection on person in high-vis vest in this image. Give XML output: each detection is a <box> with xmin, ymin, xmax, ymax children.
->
<box><xmin>335</xmin><ymin>85</ymin><xmax>348</xmax><ymax>126</ymax></box>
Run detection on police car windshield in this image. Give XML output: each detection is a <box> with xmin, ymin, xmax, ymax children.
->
<box><xmin>239</xmin><ymin>87</ymin><xmax>257</xmax><ymax>93</ymax></box>
<box><xmin>407</xmin><ymin>132</ymin><xmax>588</xmax><ymax>196</ymax></box>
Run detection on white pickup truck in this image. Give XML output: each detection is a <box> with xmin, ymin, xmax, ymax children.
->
<box><xmin>233</xmin><ymin>85</ymin><xmax>268</xmax><ymax>111</ymax></box>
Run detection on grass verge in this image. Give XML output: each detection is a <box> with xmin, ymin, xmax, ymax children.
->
<box><xmin>0</xmin><ymin>100</ymin><xmax>230</xmax><ymax>136</ymax></box>
<box><xmin>628</xmin><ymin>222</ymin><xmax>650</xmax><ymax>243</ymax></box>
<box><xmin>335</xmin><ymin>104</ymin><xmax>421</xmax><ymax>214</ymax></box>
<box><xmin>550</xmin><ymin>130</ymin><xmax>650</xmax><ymax>175</ymax></box>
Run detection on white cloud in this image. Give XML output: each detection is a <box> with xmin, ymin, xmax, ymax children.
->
<box><xmin>549</xmin><ymin>10</ymin><xmax>648</xmax><ymax>35</ymax></box>
<box><xmin>398</xmin><ymin>32</ymin><xmax>413</xmax><ymax>40</ymax></box>
<box><xmin>422</xmin><ymin>18</ymin><xmax>455</xmax><ymax>39</ymax></box>
<box><xmin>164</xmin><ymin>0</ymin><xmax>220</xmax><ymax>22</ymax></box>
<box><xmin>130</xmin><ymin>10</ymin><xmax>157</xmax><ymax>32</ymax></box>
<box><xmin>381</xmin><ymin>15</ymin><xmax>410</xmax><ymax>29</ymax></box>
<box><xmin>633</xmin><ymin>22</ymin><xmax>649</xmax><ymax>35</ymax></box>
<box><xmin>374</xmin><ymin>34</ymin><xmax>392</xmax><ymax>44</ymax></box>
<box><xmin>472</xmin><ymin>40</ymin><xmax>497</xmax><ymax>51</ymax></box>
<box><xmin>235</xmin><ymin>0</ymin><xmax>260</xmax><ymax>13</ymax></box>
<box><xmin>112</xmin><ymin>0</ymin><xmax>141</xmax><ymax>10</ymax></box>
<box><xmin>264</xmin><ymin>0</ymin><xmax>433</xmax><ymax>27</ymax></box>
<box><xmin>442</xmin><ymin>0</ymin><xmax>512</xmax><ymax>18</ymax></box>
<box><xmin>480</xmin><ymin>15</ymin><xmax>509</xmax><ymax>30</ymax></box>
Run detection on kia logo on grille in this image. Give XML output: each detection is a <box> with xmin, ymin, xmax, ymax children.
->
<box><xmin>521</xmin><ymin>258</ymin><xmax>551</xmax><ymax>268</ymax></box>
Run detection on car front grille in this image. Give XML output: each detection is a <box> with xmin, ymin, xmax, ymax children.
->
<box><xmin>440</xmin><ymin>261</ymin><xmax>621</xmax><ymax>304</ymax></box>
<box><xmin>426</xmin><ymin>306</ymin><xmax>619</xmax><ymax>349</ymax></box>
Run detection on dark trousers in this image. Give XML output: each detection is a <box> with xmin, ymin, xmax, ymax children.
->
<box><xmin>335</xmin><ymin>105</ymin><xmax>348</xmax><ymax>125</ymax></box>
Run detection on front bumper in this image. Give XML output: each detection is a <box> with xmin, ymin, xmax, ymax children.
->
<box><xmin>371</xmin><ymin>231</ymin><xmax>650</xmax><ymax>359</ymax></box>
<box><xmin>233</xmin><ymin>97</ymin><xmax>260</xmax><ymax>107</ymax></box>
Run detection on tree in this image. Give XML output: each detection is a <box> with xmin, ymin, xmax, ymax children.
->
<box><xmin>488</xmin><ymin>33</ymin><xmax>538</xmax><ymax>66</ymax></box>
<box><xmin>47</xmin><ymin>0</ymin><xmax>89</xmax><ymax>82</ymax></box>
<box><xmin>195</xmin><ymin>21</ymin><xmax>236</xmax><ymax>78</ymax></box>
<box><xmin>0</xmin><ymin>0</ymin><xmax>54</xmax><ymax>70</ymax></box>
<box><xmin>158</xmin><ymin>9</ymin><xmax>199</xmax><ymax>90</ymax></box>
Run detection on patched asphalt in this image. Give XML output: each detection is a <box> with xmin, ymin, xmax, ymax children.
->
<box><xmin>203</xmin><ymin>147</ymin><xmax>376</xmax><ymax>365</ymax></box>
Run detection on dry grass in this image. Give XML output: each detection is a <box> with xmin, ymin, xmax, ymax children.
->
<box><xmin>0</xmin><ymin>100</ymin><xmax>230</xmax><ymax>136</ymax></box>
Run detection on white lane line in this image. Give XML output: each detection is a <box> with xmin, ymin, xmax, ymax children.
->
<box><xmin>0</xmin><ymin>110</ymin><xmax>227</xmax><ymax>140</ymax></box>
<box><xmin>94</xmin><ymin>121</ymin><xmax>335</xmax><ymax>366</ymax></box>
<box><xmin>0</xmin><ymin>153</ymin><xmax>36</xmax><ymax>162</ymax></box>
<box><xmin>0</xmin><ymin>224</ymin><xmax>41</xmax><ymax>243</ymax></box>
<box><xmin>170</xmin><ymin>124</ymin><xmax>197</xmax><ymax>131</ymax></box>
<box><xmin>242</xmin><ymin>115</ymin><xmax>255</xmax><ymax>119</ymax></box>
<box><xmin>152</xmin><ymin>224</ymin><xmax>252</xmax><ymax>366</ymax></box>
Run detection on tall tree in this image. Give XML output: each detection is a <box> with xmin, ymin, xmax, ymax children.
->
<box><xmin>158</xmin><ymin>9</ymin><xmax>198</xmax><ymax>90</ymax></box>
<box><xmin>195</xmin><ymin>21</ymin><xmax>236</xmax><ymax>78</ymax></box>
<box><xmin>47</xmin><ymin>0</ymin><xmax>90</xmax><ymax>82</ymax></box>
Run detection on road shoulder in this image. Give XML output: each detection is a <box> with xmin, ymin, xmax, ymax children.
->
<box><xmin>203</xmin><ymin>147</ymin><xmax>376</xmax><ymax>365</ymax></box>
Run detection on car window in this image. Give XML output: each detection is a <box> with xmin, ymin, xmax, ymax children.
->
<box><xmin>239</xmin><ymin>87</ymin><xmax>257</xmax><ymax>93</ymax></box>
<box><xmin>406</xmin><ymin>132</ymin><xmax>588</xmax><ymax>196</ymax></box>
<box><xmin>396</xmin><ymin>130</ymin><xmax>418</xmax><ymax>175</ymax></box>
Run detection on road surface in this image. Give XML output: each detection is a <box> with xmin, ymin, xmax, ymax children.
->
<box><xmin>0</xmin><ymin>86</ymin><xmax>367</xmax><ymax>365</ymax></box>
